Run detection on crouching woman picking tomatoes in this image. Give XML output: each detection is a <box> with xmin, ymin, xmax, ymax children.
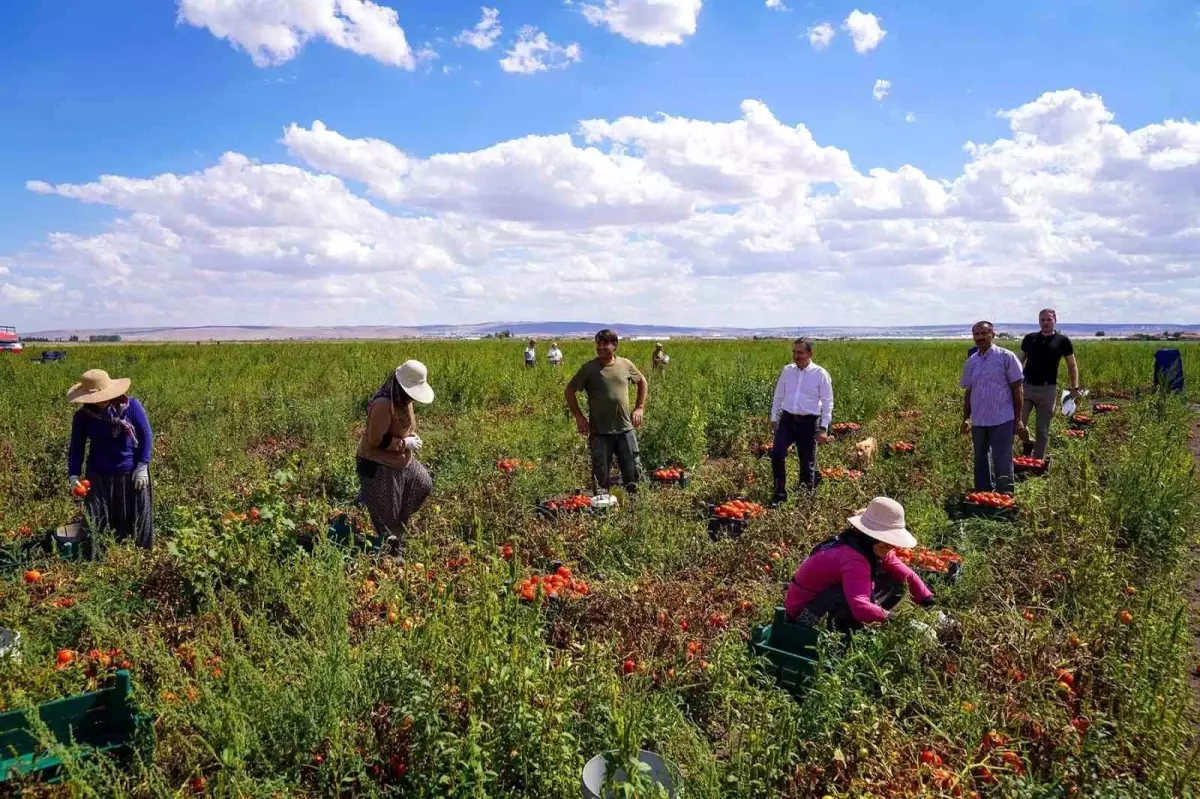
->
<box><xmin>785</xmin><ymin>497</ymin><xmax>934</xmax><ymax>631</ymax></box>
<box><xmin>356</xmin><ymin>361</ymin><xmax>435</xmax><ymax>555</ymax></box>
<box><xmin>66</xmin><ymin>369</ymin><xmax>154</xmax><ymax>549</ymax></box>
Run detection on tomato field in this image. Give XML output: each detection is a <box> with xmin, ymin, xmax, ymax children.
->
<box><xmin>2</xmin><ymin>339</ymin><xmax>1200</xmax><ymax>797</ymax></box>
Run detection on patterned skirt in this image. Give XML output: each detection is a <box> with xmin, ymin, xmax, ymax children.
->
<box><xmin>357</xmin><ymin>457</ymin><xmax>433</xmax><ymax>548</ymax></box>
<box><xmin>84</xmin><ymin>470</ymin><xmax>153</xmax><ymax>549</ymax></box>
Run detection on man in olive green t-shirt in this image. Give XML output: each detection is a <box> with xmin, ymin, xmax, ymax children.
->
<box><xmin>565</xmin><ymin>328</ymin><xmax>649</xmax><ymax>494</ymax></box>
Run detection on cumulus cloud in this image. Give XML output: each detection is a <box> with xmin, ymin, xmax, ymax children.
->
<box><xmin>10</xmin><ymin>89</ymin><xmax>1200</xmax><ymax>329</ymax></box>
<box><xmin>905</xmin><ymin>112</ymin><xmax>916</xmax><ymax>123</ymax></box>
<box><xmin>873</xmin><ymin>79</ymin><xmax>891</xmax><ymax>102</ymax></box>
<box><xmin>177</xmin><ymin>0</ymin><xmax>422</xmax><ymax>68</ymax></box>
<box><xmin>499</xmin><ymin>26</ymin><xmax>581</xmax><ymax>73</ymax></box>
<box><xmin>842</xmin><ymin>9</ymin><xmax>886</xmax><ymax>54</ymax></box>
<box><xmin>455</xmin><ymin>7</ymin><xmax>502</xmax><ymax>50</ymax></box>
<box><xmin>765</xmin><ymin>0</ymin><xmax>787</xmax><ymax>10</ymax></box>
<box><xmin>579</xmin><ymin>0</ymin><xmax>702</xmax><ymax>46</ymax></box>
<box><xmin>807</xmin><ymin>22</ymin><xmax>835</xmax><ymax>50</ymax></box>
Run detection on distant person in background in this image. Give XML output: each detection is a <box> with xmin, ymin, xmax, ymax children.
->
<box><xmin>548</xmin><ymin>342</ymin><xmax>564</xmax><ymax>367</ymax></box>
<box><xmin>1019</xmin><ymin>309</ymin><xmax>1081</xmax><ymax>458</ymax></box>
<box><xmin>960</xmin><ymin>322</ymin><xmax>1026</xmax><ymax>494</ymax></box>
<box><xmin>357</xmin><ymin>361</ymin><xmax>435</xmax><ymax>554</ymax></box>
<box><xmin>524</xmin><ymin>339</ymin><xmax>537</xmax><ymax>368</ymax></box>
<box><xmin>565</xmin><ymin>329</ymin><xmax>648</xmax><ymax>495</ymax></box>
<box><xmin>67</xmin><ymin>369</ymin><xmax>154</xmax><ymax>549</ymax></box>
<box><xmin>652</xmin><ymin>342</ymin><xmax>670</xmax><ymax>371</ymax></box>
<box><xmin>770</xmin><ymin>338</ymin><xmax>834</xmax><ymax>503</ymax></box>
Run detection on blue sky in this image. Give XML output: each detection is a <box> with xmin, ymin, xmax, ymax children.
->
<box><xmin>2</xmin><ymin>0</ymin><xmax>1198</xmax><ymax>331</ymax></box>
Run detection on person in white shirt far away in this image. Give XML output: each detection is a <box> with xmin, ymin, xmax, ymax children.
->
<box><xmin>524</xmin><ymin>339</ymin><xmax>536</xmax><ymax>369</ymax></box>
<box><xmin>769</xmin><ymin>337</ymin><xmax>834</xmax><ymax>503</ymax></box>
<box><xmin>548</xmin><ymin>342</ymin><xmax>564</xmax><ymax>367</ymax></box>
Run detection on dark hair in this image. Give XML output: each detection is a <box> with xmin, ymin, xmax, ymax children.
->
<box><xmin>595</xmin><ymin>329</ymin><xmax>619</xmax><ymax>346</ymax></box>
<box><xmin>792</xmin><ymin>337</ymin><xmax>814</xmax><ymax>352</ymax></box>
<box><xmin>1039</xmin><ymin>308</ymin><xmax>1056</xmax><ymax>318</ymax></box>
<box><xmin>972</xmin><ymin>321</ymin><xmax>995</xmax><ymax>333</ymax></box>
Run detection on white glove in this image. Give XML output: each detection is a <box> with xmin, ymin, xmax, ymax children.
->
<box><xmin>402</xmin><ymin>435</ymin><xmax>423</xmax><ymax>452</ymax></box>
<box><xmin>909</xmin><ymin>620</ymin><xmax>938</xmax><ymax>644</ymax></box>
<box><xmin>132</xmin><ymin>464</ymin><xmax>149</xmax><ymax>490</ymax></box>
<box><xmin>69</xmin><ymin>476</ymin><xmax>81</xmax><ymax>492</ymax></box>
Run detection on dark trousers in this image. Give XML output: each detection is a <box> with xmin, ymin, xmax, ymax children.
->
<box><xmin>589</xmin><ymin>430</ymin><xmax>642</xmax><ymax>494</ymax></box>
<box><xmin>84</xmin><ymin>470</ymin><xmax>153</xmax><ymax>550</ymax></box>
<box><xmin>795</xmin><ymin>575</ymin><xmax>904</xmax><ymax>633</ymax></box>
<box><xmin>771</xmin><ymin>412</ymin><xmax>820</xmax><ymax>500</ymax></box>
<box><xmin>971</xmin><ymin>420</ymin><xmax>1015</xmax><ymax>494</ymax></box>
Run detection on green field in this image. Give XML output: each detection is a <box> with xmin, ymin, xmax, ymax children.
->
<box><xmin>1</xmin><ymin>339</ymin><xmax>1198</xmax><ymax>797</ymax></box>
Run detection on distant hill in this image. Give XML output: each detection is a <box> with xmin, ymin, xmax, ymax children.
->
<box><xmin>22</xmin><ymin>321</ymin><xmax>1200</xmax><ymax>342</ymax></box>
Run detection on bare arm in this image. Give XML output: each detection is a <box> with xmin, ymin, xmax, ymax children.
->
<box><xmin>1066</xmin><ymin>354</ymin><xmax>1080</xmax><ymax>390</ymax></box>
<box><xmin>634</xmin><ymin>374</ymin><xmax>647</xmax><ymax>411</ymax></box>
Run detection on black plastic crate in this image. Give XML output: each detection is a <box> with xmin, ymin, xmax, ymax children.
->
<box><xmin>955</xmin><ymin>497</ymin><xmax>1019</xmax><ymax>522</ymax></box>
<box><xmin>916</xmin><ymin>559</ymin><xmax>964</xmax><ymax>586</ymax></box>
<box><xmin>829</xmin><ymin>423</ymin><xmax>862</xmax><ymax>439</ymax></box>
<box><xmin>1013</xmin><ymin>456</ymin><xmax>1050</xmax><ymax>480</ymax></box>
<box><xmin>882</xmin><ymin>443</ymin><xmax>916</xmax><ymax>458</ymax></box>
<box><xmin>649</xmin><ymin>467</ymin><xmax>691</xmax><ymax>488</ymax></box>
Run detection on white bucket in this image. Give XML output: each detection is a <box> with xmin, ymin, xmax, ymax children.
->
<box><xmin>581</xmin><ymin>750</ymin><xmax>679</xmax><ymax>799</ymax></box>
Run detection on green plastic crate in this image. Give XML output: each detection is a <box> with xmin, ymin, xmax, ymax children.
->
<box><xmin>0</xmin><ymin>670</ymin><xmax>152</xmax><ymax>784</ymax></box>
<box><xmin>750</xmin><ymin>607</ymin><xmax>821</xmax><ymax>693</ymax></box>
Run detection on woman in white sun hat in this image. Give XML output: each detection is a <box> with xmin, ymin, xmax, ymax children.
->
<box><xmin>356</xmin><ymin>360</ymin><xmax>435</xmax><ymax>553</ymax></box>
<box><xmin>784</xmin><ymin>497</ymin><xmax>935</xmax><ymax>631</ymax></box>
<box><xmin>66</xmin><ymin>369</ymin><xmax>154</xmax><ymax>549</ymax></box>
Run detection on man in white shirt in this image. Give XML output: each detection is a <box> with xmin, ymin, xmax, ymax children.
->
<box><xmin>769</xmin><ymin>338</ymin><xmax>834</xmax><ymax>503</ymax></box>
<box><xmin>524</xmin><ymin>339</ymin><xmax>536</xmax><ymax>368</ymax></box>
<box><xmin>548</xmin><ymin>342</ymin><xmax>563</xmax><ymax>367</ymax></box>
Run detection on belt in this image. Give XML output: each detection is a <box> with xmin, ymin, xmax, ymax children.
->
<box><xmin>1023</xmin><ymin>381</ymin><xmax>1056</xmax><ymax>387</ymax></box>
<box><xmin>781</xmin><ymin>411</ymin><xmax>818</xmax><ymax>418</ymax></box>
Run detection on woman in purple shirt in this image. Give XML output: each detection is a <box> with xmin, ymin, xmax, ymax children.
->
<box><xmin>785</xmin><ymin>497</ymin><xmax>934</xmax><ymax>630</ymax></box>
<box><xmin>66</xmin><ymin>369</ymin><xmax>154</xmax><ymax>549</ymax></box>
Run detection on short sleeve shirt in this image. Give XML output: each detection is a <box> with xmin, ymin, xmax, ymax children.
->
<box><xmin>1021</xmin><ymin>332</ymin><xmax>1074</xmax><ymax>385</ymax></box>
<box><xmin>959</xmin><ymin>346</ymin><xmax>1024</xmax><ymax>426</ymax></box>
<box><xmin>567</xmin><ymin>356</ymin><xmax>644</xmax><ymax>435</ymax></box>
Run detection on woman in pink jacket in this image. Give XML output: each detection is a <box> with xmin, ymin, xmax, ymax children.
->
<box><xmin>785</xmin><ymin>497</ymin><xmax>934</xmax><ymax>631</ymax></box>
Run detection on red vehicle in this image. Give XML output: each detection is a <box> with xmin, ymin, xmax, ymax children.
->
<box><xmin>0</xmin><ymin>326</ymin><xmax>23</xmax><ymax>354</ymax></box>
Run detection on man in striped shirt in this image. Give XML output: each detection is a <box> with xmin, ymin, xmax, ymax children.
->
<box><xmin>960</xmin><ymin>321</ymin><xmax>1027</xmax><ymax>494</ymax></box>
<box><xmin>770</xmin><ymin>338</ymin><xmax>834</xmax><ymax>503</ymax></box>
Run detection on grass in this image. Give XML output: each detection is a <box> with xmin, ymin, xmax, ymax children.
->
<box><xmin>0</xmin><ymin>338</ymin><xmax>1198</xmax><ymax>797</ymax></box>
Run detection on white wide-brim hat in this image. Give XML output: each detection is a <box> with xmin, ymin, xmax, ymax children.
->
<box><xmin>395</xmin><ymin>359</ymin><xmax>434</xmax><ymax>404</ymax></box>
<box><xmin>847</xmin><ymin>497</ymin><xmax>917</xmax><ymax>549</ymax></box>
<box><xmin>66</xmin><ymin>369</ymin><xmax>131</xmax><ymax>404</ymax></box>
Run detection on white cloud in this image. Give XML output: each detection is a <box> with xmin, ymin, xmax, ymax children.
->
<box><xmin>807</xmin><ymin>22</ymin><xmax>835</xmax><ymax>50</ymax></box>
<box><xmin>1</xmin><ymin>283</ymin><xmax>40</xmax><ymax>304</ymax></box>
<box><xmin>873</xmin><ymin>79</ymin><xmax>891</xmax><ymax>102</ymax></box>
<box><xmin>579</xmin><ymin>0</ymin><xmax>702</xmax><ymax>46</ymax></box>
<box><xmin>455</xmin><ymin>7</ymin><xmax>502</xmax><ymax>50</ymax></box>
<box><xmin>10</xmin><ymin>89</ymin><xmax>1200</xmax><ymax>329</ymax></box>
<box><xmin>499</xmin><ymin>26</ymin><xmax>581</xmax><ymax>74</ymax></box>
<box><xmin>765</xmin><ymin>0</ymin><xmax>788</xmax><ymax>10</ymax></box>
<box><xmin>177</xmin><ymin>0</ymin><xmax>421</xmax><ymax>68</ymax></box>
<box><xmin>842</xmin><ymin>9</ymin><xmax>886</xmax><ymax>54</ymax></box>
<box><xmin>905</xmin><ymin>112</ymin><xmax>916</xmax><ymax>123</ymax></box>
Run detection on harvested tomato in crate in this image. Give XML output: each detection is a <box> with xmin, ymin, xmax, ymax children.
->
<box><xmin>706</xmin><ymin>497</ymin><xmax>765</xmax><ymax>541</ymax></box>
<box><xmin>896</xmin><ymin>546</ymin><xmax>964</xmax><ymax>584</ymax></box>
<box><xmin>534</xmin><ymin>491</ymin><xmax>605</xmax><ymax>520</ymax></box>
<box><xmin>1013</xmin><ymin>456</ymin><xmax>1049</xmax><ymax>478</ymax></box>
<box><xmin>820</xmin><ymin>467</ymin><xmax>863</xmax><ymax>481</ymax></box>
<box><xmin>1093</xmin><ymin>402</ymin><xmax>1119</xmax><ymax>414</ymax></box>
<box><xmin>650</xmin><ymin>466</ymin><xmax>690</xmax><ymax>487</ymax></box>
<box><xmin>829</xmin><ymin>422</ymin><xmax>861</xmax><ymax>438</ymax></box>
<box><xmin>958</xmin><ymin>491</ymin><xmax>1018</xmax><ymax>521</ymax></box>
<box><xmin>884</xmin><ymin>441</ymin><xmax>915</xmax><ymax>457</ymax></box>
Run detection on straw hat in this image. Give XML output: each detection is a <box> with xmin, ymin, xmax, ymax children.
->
<box><xmin>847</xmin><ymin>497</ymin><xmax>917</xmax><ymax>549</ymax></box>
<box><xmin>395</xmin><ymin>360</ymin><xmax>434</xmax><ymax>404</ymax></box>
<box><xmin>66</xmin><ymin>369</ymin><xmax>131</xmax><ymax>404</ymax></box>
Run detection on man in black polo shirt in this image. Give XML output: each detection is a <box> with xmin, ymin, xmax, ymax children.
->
<box><xmin>1018</xmin><ymin>309</ymin><xmax>1081</xmax><ymax>458</ymax></box>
